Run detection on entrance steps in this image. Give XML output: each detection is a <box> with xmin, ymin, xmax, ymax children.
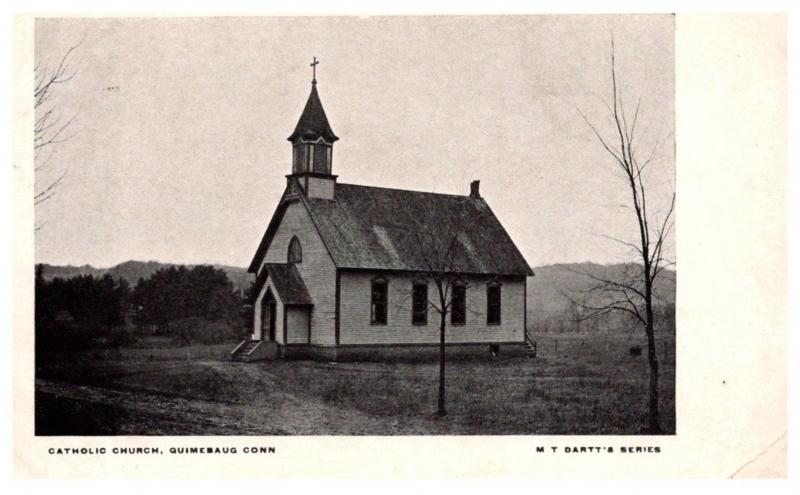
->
<box><xmin>231</xmin><ymin>339</ymin><xmax>278</xmax><ymax>362</ymax></box>
<box><xmin>524</xmin><ymin>333</ymin><xmax>537</xmax><ymax>358</ymax></box>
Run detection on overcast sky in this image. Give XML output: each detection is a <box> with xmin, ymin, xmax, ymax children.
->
<box><xmin>34</xmin><ymin>15</ymin><xmax>674</xmax><ymax>269</ymax></box>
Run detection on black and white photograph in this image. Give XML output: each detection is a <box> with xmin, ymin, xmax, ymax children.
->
<box><xmin>9</xmin><ymin>6</ymin><xmax>790</xmax><ymax>481</ymax></box>
<box><xmin>31</xmin><ymin>14</ymin><xmax>677</xmax><ymax>437</ymax></box>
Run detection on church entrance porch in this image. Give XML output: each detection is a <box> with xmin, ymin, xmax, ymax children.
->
<box><xmin>231</xmin><ymin>287</ymin><xmax>279</xmax><ymax>362</ymax></box>
<box><xmin>261</xmin><ymin>289</ymin><xmax>277</xmax><ymax>341</ymax></box>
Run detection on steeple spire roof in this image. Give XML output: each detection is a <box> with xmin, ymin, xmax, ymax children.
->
<box><xmin>287</xmin><ymin>81</ymin><xmax>339</xmax><ymax>143</ymax></box>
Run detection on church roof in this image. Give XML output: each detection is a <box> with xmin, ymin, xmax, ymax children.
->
<box><xmin>248</xmin><ymin>182</ymin><xmax>533</xmax><ymax>277</ymax></box>
<box><xmin>255</xmin><ymin>263</ymin><xmax>313</xmax><ymax>306</ymax></box>
<box><xmin>287</xmin><ymin>83</ymin><xmax>339</xmax><ymax>143</ymax></box>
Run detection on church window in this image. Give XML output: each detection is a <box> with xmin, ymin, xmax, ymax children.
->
<box><xmin>412</xmin><ymin>281</ymin><xmax>428</xmax><ymax>325</ymax></box>
<box><xmin>451</xmin><ymin>282</ymin><xmax>467</xmax><ymax>326</ymax></box>
<box><xmin>288</xmin><ymin>236</ymin><xmax>302</xmax><ymax>264</ymax></box>
<box><xmin>487</xmin><ymin>281</ymin><xmax>501</xmax><ymax>325</ymax></box>
<box><xmin>371</xmin><ymin>277</ymin><xmax>388</xmax><ymax>325</ymax></box>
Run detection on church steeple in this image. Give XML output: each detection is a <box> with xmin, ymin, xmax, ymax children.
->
<box><xmin>287</xmin><ymin>82</ymin><xmax>339</xmax><ymax>146</ymax></box>
<box><xmin>287</xmin><ymin>58</ymin><xmax>338</xmax><ymax>200</ymax></box>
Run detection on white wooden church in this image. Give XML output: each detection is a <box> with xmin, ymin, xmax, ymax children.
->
<box><xmin>232</xmin><ymin>62</ymin><xmax>534</xmax><ymax>362</ymax></box>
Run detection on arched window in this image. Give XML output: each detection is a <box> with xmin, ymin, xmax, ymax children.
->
<box><xmin>288</xmin><ymin>236</ymin><xmax>302</xmax><ymax>264</ymax></box>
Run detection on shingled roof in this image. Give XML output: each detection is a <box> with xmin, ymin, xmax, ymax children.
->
<box><xmin>253</xmin><ymin>263</ymin><xmax>313</xmax><ymax>306</ymax></box>
<box><xmin>249</xmin><ymin>182</ymin><xmax>533</xmax><ymax>277</ymax></box>
<box><xmin>287</xmin><ymin>83</ymin><xmax>339</xmax><ymax>143</ymax></box>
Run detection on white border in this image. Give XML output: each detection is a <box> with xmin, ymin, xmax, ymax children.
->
<box><xmin>1</xmin><ymin>0</ymin><xmax>797</xmax><ymax>491</ymax></box>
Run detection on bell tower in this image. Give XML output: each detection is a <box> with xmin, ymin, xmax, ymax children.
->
<box><xmin>287</xmin><ymin>57</ymin><xmax>338</xmax><ymax>200</ymax></box>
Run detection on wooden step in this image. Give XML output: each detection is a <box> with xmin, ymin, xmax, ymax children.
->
<box><xmin>231</xmin><ymin>339</ymin><xmax>263</xmax><ymax>362</ymax></box>
<box><xmin>524</xmin><ymin>336</ymin><xmax>537</xmax><ymax>358</ymax></box>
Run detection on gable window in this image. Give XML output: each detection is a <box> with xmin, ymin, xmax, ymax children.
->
<box><xmin>288</xmin><ymin>236</ymin><xmax>302</xmax><ymax>264</ymax></box>
<box><xmin>371</xmin><ymin>277</ymin><xmax>388</xmax><ymax>325</ymax></box>
<box><xmin>412</xmin><ymin>281</ymin><xmax>428</xmax><ymax>325</ymax></box>
<box><xmin>487</xmin><ymin>281</ymin><xmax>501</xmax><ymax>325</ymax></box>
<box><xmin>451</xmin><ymin>282</ymin><xmax>466</xmax><ymax>326</ymax></box>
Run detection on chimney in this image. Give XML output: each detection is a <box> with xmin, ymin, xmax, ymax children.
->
<box><xmin>470</xmin><ymin>180</ymin><xmax>481</xmax><ymax>199</ymax></box>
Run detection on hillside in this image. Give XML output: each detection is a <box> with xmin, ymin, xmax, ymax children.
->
<box><xmin>526</xmin><ymin>262</ymin><xmax>676</xmax><ymax>330</ymax></box>
<box><xmin>38</xmin><ymin>261</ymin><xmax>253</xmax><ymax>292</ymax></box>
<box><xmin>38</xmin><ymin>260</ymin><xmax>675</xmax><ymax>327</ymax></box>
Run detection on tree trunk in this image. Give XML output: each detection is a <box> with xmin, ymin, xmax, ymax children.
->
<box><xmin>437</xmin><ymin>310</ymin><xmax>447</xmax><ymax>417</ymax></box>
<box><xmin>644</xmin><ymin>293</ymin><xmax>661</xmax><ymax>433</ymax></box>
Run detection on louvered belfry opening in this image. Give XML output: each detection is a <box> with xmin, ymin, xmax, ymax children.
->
<box><xmin>291</xmin><ymin>140</ymin><xmax>332</xmax><ymax>175</ymax></box>
<box><xmin>313</xmin><ymin>142</ymin><xmax>330</xmax><ymax>174</ymax></box>
<box><xmin>287</xmin><ymin>78</ymin><xmax>339</xmax><ymax>199</ymax></box>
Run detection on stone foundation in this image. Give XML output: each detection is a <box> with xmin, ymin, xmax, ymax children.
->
<box><xmin>281</xmin><ymin>345</ymin><xmax>339</xmax><ymax>361</ymax></box>
<box><xmin>280</xmin><ymin>343</ymin><xmax>527</xmax><ymax>362</ymax></box>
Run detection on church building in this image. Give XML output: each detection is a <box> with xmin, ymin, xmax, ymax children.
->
<box><xmin>233</xmin><ymin>62</ymin><xmax>534</xmax><ymax>362</ymax></box>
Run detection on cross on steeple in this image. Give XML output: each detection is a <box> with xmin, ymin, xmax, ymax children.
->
<box><xmin>310</xmin><ymin>56</ymin><xmax>319</xmax><ymax>84</ymax></box>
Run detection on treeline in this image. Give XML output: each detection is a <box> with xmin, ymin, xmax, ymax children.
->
<box><xmin>35</xmin><ymin>263</ymin><xmax>249</xmax><ymax>352</ymax></box>
<box><xmin>35</xmin><ymin>266</ymin><xmax>131</xmax><ymax>331</ymax></box>
<box><xmin>132</xmin><ymin>265</ymin><xmax>241</xmax><ymax>332</ymax></box>
<box><xmin>532</xmin><ymin>302</ymin><xmax>676</xmax><ymax>334</ymax></box>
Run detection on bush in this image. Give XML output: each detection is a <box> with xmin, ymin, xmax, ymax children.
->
<box><xmin>35</xmin><ymin>323</ymin><xmax>96</xmax><ymax>355</ymax></box>
<box><xmin>105</xmin><ymin>327</ymin><xmax>139</xmax><ymax>348</ymax></box>
<box><xmin>170</xmin><ymin>317</ymin><xmax>241</xmax><ymax>346</ymax></box>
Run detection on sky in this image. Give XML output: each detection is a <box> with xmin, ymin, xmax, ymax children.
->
<box><xmin>33</xmin><ymin>15</ymin><xmax>675</xmax><ymax>269</ymax></box>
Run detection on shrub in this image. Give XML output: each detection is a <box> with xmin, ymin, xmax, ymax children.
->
<box><xmin>171</xmin><ymin>317</ymin><xmax>241</xmax><ymax>346</ymax></box>
<box><xmin>105</xmin><ymin>327</ymin><xmax>139</xmax><ymax>348</ymax></box>
<box><xmin>35</xmin><ymin>323</ymin><xmax>96</xmax><ymax>355</ymax></box>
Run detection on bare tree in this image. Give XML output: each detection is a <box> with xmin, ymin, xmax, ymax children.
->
<box><xmin>34</xmin><ymin>38</ymin><xmax>82</xmax><ymax>209</ymax></box>
<box><xmin>567</xmin><ymin>297</ymin><xmax>582</xmax><ymax>332</ymax></box>
<box><xmin>397</xmin><ymin>195</ymin><xmax>481</xmax><ymax>417</ymax></box>
<box><xmin>575</xmin><ymin>38</ymin><xmax>675</xmax><ymax>433</ymax></box>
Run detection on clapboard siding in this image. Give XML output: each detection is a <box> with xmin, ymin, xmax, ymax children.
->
<box><xmin>338</xmin><ymin>272</ymin><xmax>525</xmax><ymax>345</ymax></box>
<box><xmin>286</xmin><ymin>307</ymin><xmax>310</xmax><ymax>344</ymax></box>
<box><xmin>257</xmin><ymin>201</ymin><xmax>336</xmax><ymax>346</ymax></box>
<box><xmin>306</xmin><ymin>177</ymin><xmax>335</xmax><ymax>199</ymax></box>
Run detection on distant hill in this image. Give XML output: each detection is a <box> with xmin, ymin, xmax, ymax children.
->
<box><xmin>38</xmin><ymin>261</ymin><xmax>253</xmax><ymax>292</ymax></box>
<box><xmin>38</xmin><ymin>260</ymin><xmax>675</xmax><ymax>325</ymax></box>
<box><xmin>526</xmin><ymin>262</ymin><xmax>675</xmax><ymax>329</ymax></box>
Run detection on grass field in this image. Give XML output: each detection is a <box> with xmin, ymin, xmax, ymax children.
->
<box><xmin>35</xmin><ymin>330</ymin><xmax>675</xmax><ymax>435</ymax></box>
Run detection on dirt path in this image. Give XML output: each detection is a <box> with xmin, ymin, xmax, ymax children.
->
<box><xmin>35</xmin><ymin>346</ymin><xmax>675</xmax><ymax>435</ymax></box>
<box><xmin>36</xmin><ymin>362</ymin><xmax>394</xmax><ymax>435</ymax></box>
<box><xmin>203</xmin><ymin>361</ymin><xmax>403</xmax><ymax>435</ymax></box>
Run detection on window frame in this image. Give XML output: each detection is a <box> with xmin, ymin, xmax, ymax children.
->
<box><xmin>411</xmin><ymin>280</ymin><xmax>428</xmax><ymax>326</ymax></box>
<box><xmin>287</xmin><ymin>236</ymin><xmax>302</xmax><ymax>264</ymax></box>
<box><xmin>486</xmin><ymin>280</ymin><xmax>502</xmax><ymax>326</ymax></box>
<box><xmin>370</xmin><ymin>276</ymin><xmax>389</xmax><ymax>326</ymax></box>
<box><xmin>451</xmin><ymin>281</ymin><xmax>467</xmax><ymax>326</ymax></box>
